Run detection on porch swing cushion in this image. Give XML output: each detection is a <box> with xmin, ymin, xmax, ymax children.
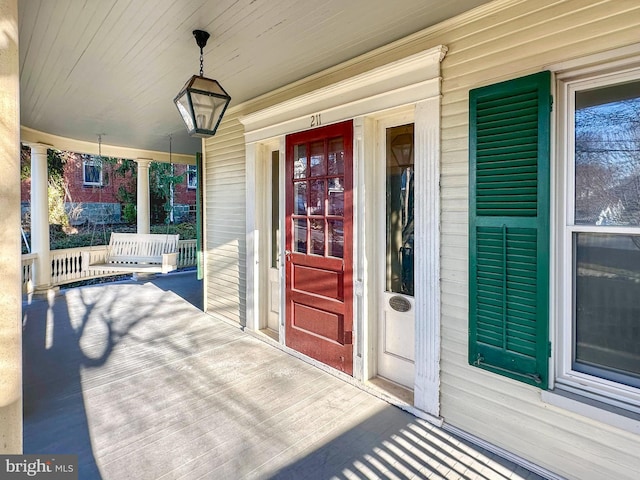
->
<box><xmin>82</xmin><ymin>233</ymin><xmax>180</xmax><ymax>274</ymax></box>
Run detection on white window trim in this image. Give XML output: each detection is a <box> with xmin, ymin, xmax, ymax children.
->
<box><xmin>187</xmin><ymin>164</ymin><xmax>197</xmax><ymax>189</ymax></box>
<box><xmin>83</xmin><ymin>157</ymin><xmax>102</xmax><ymax>186</ymax></box>
<box><xmin>551</xmin><ymin>53</ymin><xmax>640</xmax><ymax>417</ymax></box>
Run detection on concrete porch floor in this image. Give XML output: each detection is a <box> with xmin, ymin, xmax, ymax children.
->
<box><xmin>22</xmin><ymin>271</ymin><xmax>550</xmax><ymax>480</ymax></box>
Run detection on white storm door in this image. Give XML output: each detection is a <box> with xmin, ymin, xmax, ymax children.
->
<box><xmin>377</xmin><ymin>121</ymin><xmax>415</xmax><ymax>389</ymax></box>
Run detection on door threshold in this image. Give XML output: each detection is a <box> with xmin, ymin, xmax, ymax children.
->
<box><xmin>259</xmin><ymin>327</ymin><xmax>279</xmax><ymax>341</ymax></box>
<box><xmin>368</xmin><ymin>376</ymin><xmax>414</xmax><ymax>405</ymax></box>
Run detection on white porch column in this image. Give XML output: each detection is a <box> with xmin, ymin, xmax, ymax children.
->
<box><xmin>29</xmin><ymin>143</ymin><xmax>52</xmax><ymax>291</ymax></box>
<box><xmin>135</xmin><ymin>158</ymin><xmax>152</xmax><ymax>234</ymax></box>
<box><xmin>0</xmin><ymin>0</ymin><xmax>22</xmax><ymax>453</ymax></box>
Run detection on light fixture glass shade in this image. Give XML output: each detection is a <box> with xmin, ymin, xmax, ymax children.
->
<box><xmin>390</xmin><ymin>132</ymin><xmax>414</xmax><ymax>167</ymax></box>
<box><xmin>174</xmin><ymin>75</ymin><xmax>231</xmax><ymax>138</ymax></box>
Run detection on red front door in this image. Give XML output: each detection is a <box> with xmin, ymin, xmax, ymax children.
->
<box><xmin>285</xmin><ymin>120</ymin><xmax>353</xmax><ymax>375</ymax></box>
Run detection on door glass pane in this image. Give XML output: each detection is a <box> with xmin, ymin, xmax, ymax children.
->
<box><xmin>309</xmin><ymin>180</ymin><xmax>325</xmax><ymax>216</ymax></box>
<box><xmin>328</xmin><ymin>137</ymin><xmax>344</xmax><ymax>175</ymax></box>
<box><xmin>328</xmin><ymin>178</ymin><xmax>344</xmax><ymax>216</ymax></box>
<box><xmin>328</xmin><ymin>220</ymin><xmax>344</xmax><ymax>258</ymax></box>
<box><xmin>294</xmin><ymin>219</ymin><xmax>307</xmax><ymax>253</ymax></box>
<box><xmin>573</xmin><ymin>232</ymin><xmax>640</xmax><ymax>387</ymax></box>
<box><xmin>310</xmin><ymin>141</ymin><xmax>326</xmax><ymax>177</ymax></box>
<box><xmin>574</xmin><ymin>81</ymin><xmax>640</xmax><ymax>225</ymax></box>
<box><xmin>294</xmin><ymin>181</ymin><xmax>307</xmax><ymax>215</ymax></box>
<box><xmin>386</xmin><ymin>124</ymin><xmax>414</xmax><ymax>296</ymax></box>
<box><xmin>294</xmin><ymin>144</ymin><xmax>307</xmax><ymax>179</ymax></box>
<box><xmin>310</xmin><ymin>219</ymin><xmax>325</xmax><ymax>255</ymax></box>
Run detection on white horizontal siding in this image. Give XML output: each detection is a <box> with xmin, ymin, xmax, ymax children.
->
<box><xmin>438</xmin><ymin>1</ymin><xmax>640</xmax><ymax>479</ymax></box>
<box><xmin>204</xmin><ymin>114</ymin><xmax>246</xmax><ymax>326</ymax></box>
<box><xmin>200</xmin><ymin>1</ymin><xmax>640</xmax><ymax>477</ymax></box>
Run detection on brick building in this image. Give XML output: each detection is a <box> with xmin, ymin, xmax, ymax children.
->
<box><xmin>20</xmin><ymin>151</ymin><xmax>196</xmax><ymax>225</ymax></box>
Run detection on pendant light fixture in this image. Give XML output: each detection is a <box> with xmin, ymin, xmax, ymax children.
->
<box><xmin>390</xmin><ymin>132</ymin><xmax>414</xmax><ymax>168</ymax></box>
<box><xmin>174</xmin><ymin>30</ymin><xmax>231</xmax><ymax>138</ymax></box>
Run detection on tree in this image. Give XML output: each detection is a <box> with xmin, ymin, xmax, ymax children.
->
<box><xmin>20</xmin><ymin>146</ymin><xmax>71</xmax><ymax>231</ymax></box>
<box><xmin>150</xmin><ymin>162</ymin><xmax>185</xmax><ymax>224</ymax></box>
<box><xmin>104</xmin><ymin>158</ymin><xmax>185</xmax><ymax>225</ymax></box>
<box><xmin>575</xmin><ymin>97</ymin><xmax>640</xmax><ymax>225</ymax></box>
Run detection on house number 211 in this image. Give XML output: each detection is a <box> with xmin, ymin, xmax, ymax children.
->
<box><xmin>310</xmin><ymin>113</ymin><xmax>322</xmax><ymax>127</ymax></box>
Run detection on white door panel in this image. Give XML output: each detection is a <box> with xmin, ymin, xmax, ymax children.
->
<box><xmin>378</xmin><ymin>293</ymin><xmax>415</xmax><ymax>388</ymax></box>
<box><xmin>267</xmin><ymin>265</ymin><xmax>279</xmax><ymax>331</ymax></box>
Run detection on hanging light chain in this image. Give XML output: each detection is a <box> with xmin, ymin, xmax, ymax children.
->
<box><xmin>97</xmin><ymin>133</ymin><xmax>103</xmax><ymax>167</ymax></box>
<box><xmin>193</xmin><ymin>29</ymin><xmax>210</xmax><ymax>77</ymax></box>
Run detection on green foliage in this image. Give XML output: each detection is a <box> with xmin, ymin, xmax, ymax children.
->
<box><xmin>51</xmin><ymin>232</ymin><xmax>110</xmax><ymax>249</ymax></box>
<box><xmin>102</xmin><ymin>157</ymin><xmax>137</xmax><ymax>203</ymax></box>
<box><xmin>47</xmin><ymin>149</ymin><xmax>66</xmax><ymax>183</ymax></box>
<box><xmin>48</xmin><ymin>149</ymin><xmax>70</xmax><ymax>227</ymax></box>
<box><xmin>117</xmin><ymin>184</ymin><xmax>136</xmax><ymax>204</ymax></box>
<box><xmin>105</xmin><ymin>159</ymin><xmax>184</xmax><ymax>224</ymax></box>
<box><xmin>122</xmin><ymin>203</ymin><xmax>137</xmax><ymax>224</ymax></box>
<box><xmin>113</xmin><ymin>157</ymin><xmax>136</xmax><ymax>176</ymax></box>
<box><xmin>20</xmin><ymin>146</ymin><xmax>30</xmax><ymax>180</ymax></box>
<box><xmin>48</xmin><ymin>182</ymin><xmax>69</xmax><ymax>227</ymax></box>
<box><xmin>48</xmin><ymin>222</ymin><xmax>196</xmax><ymax>250</ymax></box>
<box><xmin>150</xmin><ymin>222</ymin><xmax>196</xmax><ymax>239</ymax></box>
<box><xmin>149</xmin><ymin>162</ymin><xmax>185</xmax><ymax>224</ymax></box>
<box><xmin>21</xmin><ymin>147</ymin><xmax>71</xmax><ymax>227</ymax></box>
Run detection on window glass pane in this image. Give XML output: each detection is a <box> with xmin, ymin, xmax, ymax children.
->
<box><xmin>84</xmin><ymin>161</ymin><xmax>101</xmax><ymax>185</ymax></box>
<box><xmin>309</xmin><ymin>180</ymin><xmax>325</xmax><ymax>215</ymax></box>
<box><xmin>293</xmin><ymin>181</ymin><xmax>307</xmax><ymax>215</ymax></box>
<box><xmin>310</xmin><ymin>219</ymin><xmax>325</xmax><ymax>255</ymax></box>
<box><xmin>575</xmin><ymin>81</ymin><xmax>640</xmax><ymax>225</ymax></box>
<box><xmin>294</xmin><ymin>144</ymin><xmax>307</xmax><ymax>179</ymax></box>
<box><xmin>328</xmin><ymin>137</ymin><xmax>344</xmax><ymax>175</ymax></box>
<box><xmin>328</xmin><ymin>178</ymin><xmax>344</xmax><ymax>216</ymax></box>
<box><xmin>271</xmin><ymin>151</ymin><xmax>279</xmax><ymax>269</ymax></box>
<box><xmin>328</xmin><ymin>220</ymin><xmax>343</xmax><ymax>258</ymax></box>
<box><xmin>386</xmin><ymin>124</ymin><xmax>414</xmax><ymax>296</ymax></box>
<box><xmin>294</xmin><ymin>219</ymin><xmax>307</xmax><ymax>253</ymax></box>
<box><xmin>574</xmin><ymin>232</ymin><xmax>640</xmax><ymax>387</ymax></box>
<box><xmin>310</xmin><ymin>141</ymin><xmax>326</xmax><ymax>177</ymax></box>
<box><xmin>187</xmin><ymin>165</ymin><xmax>197</xmax><ymax>188</ymax></box>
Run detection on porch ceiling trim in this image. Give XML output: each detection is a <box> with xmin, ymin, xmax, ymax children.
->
<box><xmin>21</xmin><ymin>126</ymin><xmax>196</xmax><ymax>165</ymax></box>
<box><xmin>239</xmin><ymin>45</ymin><xmax>447</xmax><ymax>143</ymax></box>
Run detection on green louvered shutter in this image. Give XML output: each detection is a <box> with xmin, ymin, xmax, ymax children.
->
<box><xmin>469</xmin><ymin>71</ymin><xmax>551</xmax><ymax>389</ymax></box>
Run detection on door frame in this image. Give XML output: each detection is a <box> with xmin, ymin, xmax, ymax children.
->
<box><xmin>373</xmin><ymin>109</ymin><xmax>417</xmax><ymax>389</ymax></box>
<box><xmin>242</xmin><ymin>44</ymin><xmax>445</xmax><ymax>418</ymax></box>
<box><xmin>246</xmin><ymin>137</ymin><xmax>285</xmax><ymax>340</ymax></box>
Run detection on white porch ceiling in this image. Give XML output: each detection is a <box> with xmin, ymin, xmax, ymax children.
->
<box><xmin>18</xmin><ymin>0</ymin><xmax>491</xmax><ymax>156</ymax></box>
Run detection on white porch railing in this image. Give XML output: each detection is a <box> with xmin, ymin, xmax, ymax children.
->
<box><xmin>21</xmin><ymin>253</ymin><xmax>37</xmax><ymax>294</ymax></box>
<box><xmin>177</xmin><ymin>238</ymin><xmax>197</xmax><ymax>268</ymax></box>
<box><xmin>21</xmin><ymin>239</ymin><xmax>198</xmax><ymax>293</ymax></box>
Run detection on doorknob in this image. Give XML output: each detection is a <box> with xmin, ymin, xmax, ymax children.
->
<box><xmin>284</xmin><ymin>249</ymin><xmax>292</xmax><ymax>261</ymax></box>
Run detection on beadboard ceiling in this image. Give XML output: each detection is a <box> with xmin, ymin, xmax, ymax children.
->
<box><xmin>18</xmin><ymin>0</ymin><xmax>490</xmax><ymax>156</ymax></box>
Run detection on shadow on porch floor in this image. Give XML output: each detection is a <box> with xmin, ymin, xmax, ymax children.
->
<box><xmin>22</xmin><ymin>271</ymin><xmax>548</xmax><ymax>480</ymax></box>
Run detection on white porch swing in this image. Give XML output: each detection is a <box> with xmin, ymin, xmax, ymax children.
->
<box><xmin>81</xmin><ymin>135</ymin><xmax>179</xmax><ymax>275</ymax></box>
